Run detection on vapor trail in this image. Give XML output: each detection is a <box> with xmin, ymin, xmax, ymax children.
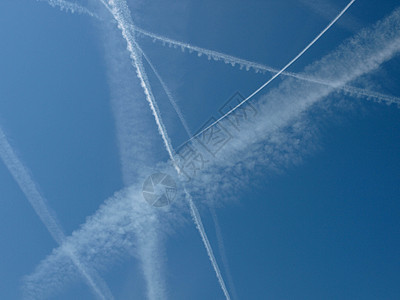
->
<box><xmin>136</xmin><ymin>44</ymin><xmax>194</xmax><ymax>137</ymax></box>
<box><xmin>135</xmin><ymin>26</ymin><xmax>400</xmax><ymax>107</ymax></box>
<box><xmin>137</xmin><ymin>42</ymin><xmax>240</xmax><ymax>297</ymax></box>
<box><xmin>99</xmin><ymin>1</ymin><xmax>230</xmax><ymax>298</ymax></box>
<box><xmin>136</xmin><ymin>42</ymin><xmax>239</xmax><ymax>298</ymax></box>
<box><xmin>37</xmin><ymin>0</ymin><xmax>99</xmax><ymax>18</ymax></box>
<box><xmin>185</xmin><ymin>0</ymin><xmax>356</xmax><ymax>143</ymax></box>
<box><xmin>209</xmin><ymin>206</ymin><xmax>238</xmax><ymax>300</ymax></box>
<box><xmin>102</xmin><ymin>0</ymin><xmax>175</xmax><ymax>166</ymax></box>
<box><xmin>0</xmin><ymin>127</ymin><xmax>113</xmax><ymax>300</ymax></box>
<box><xmin>186</xmin><ymin>192</ymin><xmax>231</xmax><ymax>300</ymax></box>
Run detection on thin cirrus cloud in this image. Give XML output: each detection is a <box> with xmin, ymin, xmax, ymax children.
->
<box><xmin>23</xmin><ymin>4</ymin><xmax>400</xmax><ymax>300</ymax></box>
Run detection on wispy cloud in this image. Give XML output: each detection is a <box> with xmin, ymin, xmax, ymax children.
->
<box><xmin>94</xmin><ymin>4</ymin><xmax>169</xmax><ymax>299</ymax></box>
<box><xmin>0</xmin><ymin>127</ymin><xmax>113</xmax><ymax>300</ymax></box>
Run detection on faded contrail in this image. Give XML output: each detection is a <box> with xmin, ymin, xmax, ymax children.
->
<box><xmin>0</xmin><ymin>127</ymin><xmax>113</xmax><ymax>300</ymax></box>
<box><xmin>136</xmin><ymin>43</ymin><xmax>194</xmax><ymax>138</ymax></box>
<box><xmin>185</xmin><ymin>0</ymin><xmax>357</xmax><ymax>144</ymax></box>
<box><xmin>37</xmin><ymin>0</ymin><xmax>99</xmax><ymax>18</ymax></box>
<box><xmin>186</xmin><ymin>192</ymin><xmax>231</xmax><ymax>300</ymax></box>
<box><xmin>209</xmin><ymin>206</ymin><xmax>238</xmax><ymax>300</ymax></box>
<box><xmin>100</xmin><ymin>0</ymin><xmax>230</xmax><ymax>299</ymax></box>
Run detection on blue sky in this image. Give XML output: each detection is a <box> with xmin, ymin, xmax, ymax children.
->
<box><xmin>0</xmin><ymin>0</ymin><xmax>399</xmax><ymax>299</ymax></box>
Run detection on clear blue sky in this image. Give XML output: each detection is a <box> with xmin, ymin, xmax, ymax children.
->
<box><xmin>0</xmin><ymin>0</ymin><xmax>399</xmax><ymax>299</ymax></box>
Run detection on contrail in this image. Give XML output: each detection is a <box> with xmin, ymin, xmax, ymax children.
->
<box><xmin>135</xmin><ymin>43</ymin><xmax>194</xmax><ymax>138</ymax></box>
<box><xmin>137</xmin><ymin>41</ymin><xmax>240</xmax><ymax>297</ymax></box>
<box><xmin>184</xmin><ymin>0</ymin><xmax>357</xmax><ymax>144</ymax></box>
<box><xmin>99</xmin><ymin>12</ymin><xmax>168</xmax><ymax>299</ymax></box>
<box><xmin>186</xmin><ymin>192</ymin><xmax>231</xmax><ymax>300</ymax></box>
<box><xmin>101</xmin><ymin>0</ymin><xmax>175</xmax><ymax>166</ymax></box>
<box><xmin>0</xmin><ymin>127</ymin><xmax>113</xmax><ymax>300</ymax></box>
<box><xmin>134</xmin><ymin>25</ymin><xmax>400</xmax><ymax>107</ymax></box>
<box><xmin>135</xmin><ymin>43</ymin><xmax>238</xmax><ymax>298</ymax></box>
<box><xmin>37</xmin><ymin>0</ymin><xmax>99</xmax><ymax>18</ymax></box>
<box><xmin>99</xmin><ymin>0</ymin><xmax>230</xmax><ymax>298</ymax></box>
<box><xmin>209</xmin><ymin>206</ymin><xmax>238</xmax><ymax>300</ymax></box>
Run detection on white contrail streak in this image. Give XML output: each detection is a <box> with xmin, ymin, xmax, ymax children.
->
<box><xmin>102</xmin><ymin>0</ymin><xmax>175</xmax><ymax>166</ymax></box>
<box><xmin>136</xmin><ymin>44</ymin><xmax>194</xmax><ymax>138</ymax></box>
<box><xmin>184</xmin><ymin>0</ymin><xmax>356</xmax><ymax>144</ymax></box>
<box><xmin>209</xmin><ymin>206</ymin><xmax>238</xmax><ymax>300</ymax></box>
<box><xmin>186</xmin><ymin>192</ymin><xmax>231</xmax><ymax>300</ymax></box>
<box><xmin>98</xmin><ymin>13</ymin><xmax>168</xmax><ymax>299</ymax></box>
<box><xmin>136</xmin><ymin>43</ymin><xmax>239</xmax><ymax>297</ymax></box>
<box><xmin>37</xmin><ymin>0</ymin><xmax>99</xmax><ymax>18</ymax></box>
<box><xmin>136</xmin><ymin>42</ymin><xmax>238</xmax><ymax>298</ymax></box>
<box><xmin>0</xmin><ymin>127</ymin><xmax>113</xmax><ymax>300</ymax></box>
<box><xmin>135</xmin><ymin>40</ymin><xmax>235</xmax><ymax>299</ymax></box>
<box><xmin>100</xmin><ymin>0</ymin><xmax>230</xmax><ymax>298</ymax></box>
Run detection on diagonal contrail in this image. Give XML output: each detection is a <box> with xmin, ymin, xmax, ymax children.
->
<box><xmin>135</xmin><ymin>43</ymin><xmax>194</xmax><ymax>138</ymax></box>
<box><xmin>99</xmin><ymin>0</ymin><xmax>231</xmax><ymax>299</ymax></box>
<box><xmin>184</xmin><ymin>0</ymin><xmax>357</xmax><ymax>144</ymax></box>
<box><xmin>0</xmin><ymin>127</ymin><xmax>113</xmax><ymax>300</ymax></box>
<box><xmin>135</xmin><ymin>41</ymin><xmax>238</xmax><ymax>298</ymax></box>
<box><xmin>186</xmin><ymin>191</ymin><xmax>231</xmax><ymax>300</ymax></box>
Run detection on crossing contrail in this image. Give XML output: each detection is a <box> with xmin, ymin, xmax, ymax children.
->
<box><xmin>99</xmin><ymin>1</ymin><xmax>231</xmax><ymax>299</ymax></box>
<box><xmin>137</xmin><ymin>42</ymin><xmax>240</xmax><ymax>298</ymax></box>
<box><xmin>136</xmin><ymin>42</ymin><xmax>239</xmax><ymax>298</ymax></box>
<box><xmin>0</xmin><ymin>127</ymin><xmax>113</xmax><ymax>300</ymax></box>
<box><xmin>101</xmin><ymin>0</ymin><xmax>176</xmax><ymax>164</ymax></box>
<box><xmin>184</xmin><ymin>0</ymin><xmax>357</xmax><ymax>144</ymax></box>
<box><xmin>209</xmin><ymin>205</ymin><xmax>238</xmax><ymax>300</ymax></box>
<box><xmin>134</xmin><ymin>16</ymin><xmax>399</xmax><ymax>107</ymax></box>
